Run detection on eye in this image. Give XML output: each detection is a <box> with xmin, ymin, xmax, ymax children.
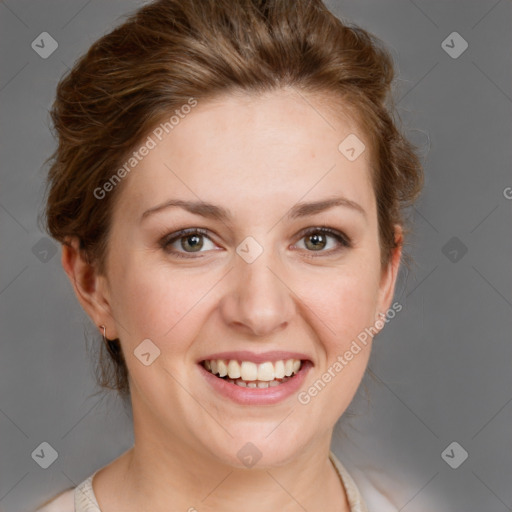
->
<box><xmin>160</xmin><ymin>226</ymin><xmax>352</xmax><ymax>259</ymax></box>
<box><xmin>294</xmin><ymin>227</ymin><xmax>352</xmax><ymax>255</ymax></box>
<box><xmin>160</xmin><ymin>228</ymin><xmax>218</xmax><ymax>258</ymax></box>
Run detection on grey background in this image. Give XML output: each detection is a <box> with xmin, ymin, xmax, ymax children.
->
<box><xmin>0</xmin><ymin>0</ymin><xmax>511</xmax><ymax>510</ymax></box>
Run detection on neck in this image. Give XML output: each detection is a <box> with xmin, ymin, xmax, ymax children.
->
<box><xmin>99</xmin><ymin>421</ymin><xmax>350</xmax><ymax>511</ymax></box>
<box><xmin>93</xmin><ymin>390</ymin><xmax>351</xmax><ymax>512</ymax></box>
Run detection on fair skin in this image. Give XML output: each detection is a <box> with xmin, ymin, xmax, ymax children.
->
<box><xmin>62</xmin><ymin>87</ymin><xmax>402</xmax><ymax>511</ymax></box>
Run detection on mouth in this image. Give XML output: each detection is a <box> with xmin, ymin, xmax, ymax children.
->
<box><xmin>201</xmin><ymin>358</ymin><xmax>305</xmax><ymax>388</ymax></box>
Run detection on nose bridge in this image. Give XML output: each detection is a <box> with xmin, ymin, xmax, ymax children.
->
<box><xmin>221</xmin><ymin>239</ymin><xmax>295</xmax><ymax>336</ymax></box>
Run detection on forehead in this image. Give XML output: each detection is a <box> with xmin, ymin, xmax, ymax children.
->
<box><xmin>113</xmin><ymin>88</ymin><xmax>375</xmax><ymax>221</ymax></box>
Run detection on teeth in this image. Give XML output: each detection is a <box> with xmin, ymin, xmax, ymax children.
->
<box><xmin>274</xmin><ymin>360</ymin><xmax>285</xmax><ymax>379</ymax></box>
<box><xmin>284</xmin><ymin>359</ymin><xmax>294</xmax><ymax>376</ymax></box>
<box><xmin>240</xmin><ymin>361</ymin><xmax>258</xmax><ymax>381</ymax></box>
<box><xmin>227</xmin><ymin>360</ymin><xmax>241</xmax><ymax>379</ymax></box>
<box><xmin>217</xmin><ymin>360</ymin><xmax>228</xmax><ymax>377</ymax></box>
<box><xmin>257</xmin><ymin>362</ymin><xmax>274</xmax><ymax>381</ymax></box>
<box><xmin>227</xmin><ymin>376</ymin><xmax>290</xmax><ymax>387</ymax></box>
<box><xmin>203</xmin><ymin>358</ymin><xmax>303</xmax><ymax>385</ymax></box>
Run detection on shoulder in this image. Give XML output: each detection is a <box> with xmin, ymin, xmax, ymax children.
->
<box><xmin>330</xmin><ymin>451</ymin><xmax>401</xmax><ymax>512</ymax></box>
<box><xmin>35</xmin><ymin>487</ymin><xmax>74</xmax><ymax>512</ymax></box>
<box><xmin>348</xmin><ymin>466</ymin><xmax>401</xmax><ymax>512</ymax></box>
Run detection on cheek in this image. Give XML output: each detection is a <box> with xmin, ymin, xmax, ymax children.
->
<box><xmin>304</xmin><ymin>265</ymin><xmax>381</xmax><ymax>351</ymax></box>
<box><xmin>295</xmin><ymin>270</ymin><xmax>379</xmax><ymax>419</ymax></box>
<box><xmin>107</xmin><ymin>252</ymin><xmax>200</xmax><ymax>343</ymax></box>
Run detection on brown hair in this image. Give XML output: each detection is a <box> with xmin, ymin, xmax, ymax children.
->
<box><xmin>42</xmin><ymin>0</ymin><xmax>424</xmax><ymax>400</ymax></box>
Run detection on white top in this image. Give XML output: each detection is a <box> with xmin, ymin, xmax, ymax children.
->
<box><xmin>36</xmin><ymin>451</ymin><xmax>399</xmax><ymax>511</ymax></box>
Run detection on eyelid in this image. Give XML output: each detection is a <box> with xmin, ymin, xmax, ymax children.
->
<box><xmin>159</xmin><ymin>227</ymin><xmax>217</xmax><ymax>258</ymax></box>
<box><xmin>295</xmin><ymin>226</ymin><xmax>352</xmax><ymax>248</ymax></box>
<box><xmin>160</xmin><ymin>226</ymin><xmax>352</xmax><ymax>258</ymax></box>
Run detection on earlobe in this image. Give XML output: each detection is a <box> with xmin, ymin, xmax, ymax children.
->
<box><xmin>61</xmin><ymin>237</ymin><xmax>116</xmax><ymax>336</ymax></box>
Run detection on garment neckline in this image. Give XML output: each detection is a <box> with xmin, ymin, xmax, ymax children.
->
<box><xmin>75</xmin><ymin>451</ymin><xmax>365</xmax><ymax>511</ymax></box>
<box><xmin>329</xmin><ymin>451</ymin><xmax>367</xmax><ymax>512</ymax></box>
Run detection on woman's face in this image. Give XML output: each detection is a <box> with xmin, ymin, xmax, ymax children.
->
<box><xmin>94</xmin><ymin>88</ymin><xmax>400</xmax><ymax>468</ymax></box>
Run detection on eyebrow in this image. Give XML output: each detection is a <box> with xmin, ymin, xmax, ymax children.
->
<box><xmin>140</xmin><ymin>196</ymin><xmax>366</xmax><ymax>223</ymax></box>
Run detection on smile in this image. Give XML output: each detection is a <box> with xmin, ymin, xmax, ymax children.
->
<box><xmin>202</xmin><ymin>358</ymin><xmax>302</xmax><ymax>388</ymax></box>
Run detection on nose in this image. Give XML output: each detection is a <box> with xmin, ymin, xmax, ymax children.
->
<box><xmin>219</xmin><ymin>250</ymin><xmax>296</xmax><ymax>338</ymax></box>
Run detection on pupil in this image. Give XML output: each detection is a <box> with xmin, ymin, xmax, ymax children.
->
<box><xmin>307</xmin><ymin>233</ymin><xmax>326</xmax><ymax>251</ymax></box>
<box><xmin>183</xmin><ymin>234</ymin><xmax>203</xmax><ymax>252</ymax></box>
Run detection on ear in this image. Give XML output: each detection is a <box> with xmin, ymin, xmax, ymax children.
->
<box><xmin>61</xmin><ymin>236</ymin><xmax>119</xmax><ymax>340</ymax></box>
<box><xmin>375</xmin><ymin>225</ymin><xmax>403</xmax><ymax>323</ymax></box>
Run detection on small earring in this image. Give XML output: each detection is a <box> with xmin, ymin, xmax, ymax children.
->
<box><xmin>100</xmin><ymin>324</ymin><xmax>120</xmax><ymax>356</ymax></box>
<box><xmin>100</xmin><ymin>324</ymin><xmax>108</xmax><ymax>342</ymax></box>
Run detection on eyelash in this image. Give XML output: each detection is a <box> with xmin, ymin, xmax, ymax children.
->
<box><xmin>159</xmin><ymin>227</ymin><xmax>352</xmax><ymax>259</ymax></box>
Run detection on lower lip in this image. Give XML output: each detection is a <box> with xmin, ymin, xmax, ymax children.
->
<box><xmin>198</xmin><ymin>361</ymin><xmax>313</xmax><ymax>406</ymax></box>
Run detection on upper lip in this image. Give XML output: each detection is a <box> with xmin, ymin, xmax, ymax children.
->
<box><xmin>198</xmin><ymin>350</ymin><xmax>312</xmax><ymax>364</ymax></box>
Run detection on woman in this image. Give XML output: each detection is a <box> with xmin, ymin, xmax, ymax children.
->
<box><xmin>37</xmin><ymin>0</ymin><xmax>423</xmax><ymax>510</ymax></box>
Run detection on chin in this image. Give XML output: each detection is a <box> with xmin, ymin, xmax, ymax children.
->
<box><xmin>199</xmin><ymin>424</ymin><xmax>310</xmax><ymax>470</ymax></box>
